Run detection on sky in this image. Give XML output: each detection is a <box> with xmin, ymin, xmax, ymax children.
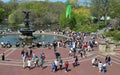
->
<box><xmin>2</xmin><ymin>0</ymin><xmax>67</xmax><ymax>3</ymax></box>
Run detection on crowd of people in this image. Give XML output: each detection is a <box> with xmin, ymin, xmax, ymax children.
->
<box><xmin>1</xmin><ymin>30</ymin><xmax>113</xmax><ymax>73</ymax></box>
<box><xmin>17</xmin><ymin>30</ymin><xmax>100</xmax><ymax>73</ymax></box>
<box><xmin>21</xmin><ymin>49</ymin><xmax>46</xmax><ymax>70</ymax></box>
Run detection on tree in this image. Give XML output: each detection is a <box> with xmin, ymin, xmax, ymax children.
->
<box><xmin>90</xmin><ymin>0</ymin><xmax>103</xmax><ymax>23</ymax></box>
<box><xmin>73</xmin><ymin>7</ymin><xmax>91</xmax><ymax>27</ymax></box>
<box><xmin>111</xmin><ymin>16</ymin><xmax>120</xmax><ymax>30</ymax></box>
<box><xmin>66</xmin><ymin>0</ymin><xmax>78</xmax><ymax>7</ymax></box>
<box><xmin>0</xmin><ymin>8</ymin><xmax>5</xmax><ymax>23</ymax></box>
<box><xmin>101</xmin><ymin>0</ymin><xmax>110</xmax><ymax>25</ymax></box>
<box><xmin>109</xmin><ymin>0</ymin><xmax>120</xmax><ymax>18</ymax></box>
<box><xmin>7</xmin><ymin>2</ymin><xmax>65</xmax><ymax>30</ymax></box>
<box><xmin>60</xmin><ymin>12</ymin><xmax>77</xmax><ymax>30</ymax></box>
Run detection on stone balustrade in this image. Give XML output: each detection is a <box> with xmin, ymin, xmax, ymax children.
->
<box><xmin>99</xmin><ymin>41</ymin><xmax>120</xmax><ymax>53</ymax></box>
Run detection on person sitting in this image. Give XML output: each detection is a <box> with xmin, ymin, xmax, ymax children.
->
<box><xmin>21</xmin><ymin>42</ymin><xmax>25</xmax><ymax>47</ymax></box>
<box><xmin>6</xmin><ymin>41</ymin><xmax>12</xmax><ymax>48</ymax></box>
<box><xmin>92</xmin><ymin>58</ymin><xmax>98</xmax><ymax>67</ymax></box>
<box><xmin>1</xmin><ymin>42</ymin><xmax>5</xmax><ymax>48</ymax></box>
<box><xmin>16</xmin><ymin>41</ymin><xmax>20</xmax><ymax>47</ymax></box>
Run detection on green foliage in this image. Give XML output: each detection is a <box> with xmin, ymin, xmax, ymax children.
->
<box><xmin>75</xmin><ymin>24</ymin><xmax>97</xmax><ymax>33</ymax></box>
<box><xmin>104</xmin><ymin>29</ymin><xmax>118</xmax><ymax>37</ymax></box>
<box><xmin>8</xmin><ymin>13</ymin><xmax>16</xmax><ymax>27</ymax></box>
<box><xmin>60</xmin><ymin>12</ymin><xmax>76</xmax><ymax>30</ymax></box>
<box><xmin>104</xmin><ymin>29</ymin><xmax>120</xmax><ymax>41</ymax></box>
<box><xmin>109</xmin><ymin>0</ymin><xmax>120</xmax><ymax>18</ymax></box>
<box><xmin>60</xmin><ymin>7</ymin><xmax>91</xmax><ymax>31</ymax></box>
<box><xmin>0</xmin><ymin>8</ymin><xmax>5</xmax><ymax>22</ymax></box>
<box><xmin>7</xmin><ymin>2</ymin><xmax>65</xmax><ymax>29</ymax></box>
<box><xmin>98</xmin><ymin>22</ymin><xmax>106</xmax><ymax>30</ymax></box>
<box><xmin>113</xmin><ymin>32</ymin><xmax>120</xmax><ymax>41</ymax></box>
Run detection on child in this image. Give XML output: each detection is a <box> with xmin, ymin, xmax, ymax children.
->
<box><xmin>98</xmin><ymin>61</ymin><xmax>103</xmax><ymax>72</ymax></box>
<box><xmin>102</xmin><ymin>63</ymin><xmax>107</xmax><ymax>73</ymax></box>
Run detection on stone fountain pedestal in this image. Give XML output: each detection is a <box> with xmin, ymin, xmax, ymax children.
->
<box><xmin>19</xmin><ymin>28</ymin><xmax>35</xmax><ymax>39</ymax></box>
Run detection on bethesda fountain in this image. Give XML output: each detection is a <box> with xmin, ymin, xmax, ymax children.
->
<box><xmin>19</xmin><ymin>11</ymin><xmax>35</xmax><ymax>39</ymax></box>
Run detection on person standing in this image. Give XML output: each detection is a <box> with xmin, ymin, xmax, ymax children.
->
<box><xmin>40</xmin><ymin>51</ymin><xmax>43</xmax><ymax>58</ymax></box>
<box><xmin>54</xmin><ymin>59</ymin><xmax>59</xmax><ymax>71</ymax></box>
<box><xmin>51</xmin><ymin>61</ymin><xmax>55</xmax><ymax>72</ymax></box>
<box><xmin>2</xmin><ymin>53</ymin><xmax>5</xmax><ymax>61</ymax></box>
<box><xmin>98</xmin><ymin>61</ymin><xmax>103</xmax><ymax>72</ymax></box>
<box><xmin>34</xmin><ymin>56</ymin><xmax>39</xmax><ymax>67</ymax></box>
<box><xmin>105</xmin><ymin>55</ymin><xmax>111</xmax><ymax>66</ymax></box>
<box><xmin>29</xmin><ymin>49</ymin><xmax>33</xmax><ymax>56</ymax></box>
<box><xmin>75</xmin><ymin>56</ymin><xmax>78</xmax><ymax>66</ymax></box>
<box><xmin>25</xmin><ymin>50</ymin><xmax>29</xmax><ymax>58</ymax></box>
<box><xmin>72</xmin><ymin>56</ymin><xmax>76</xmax><ymax>68</ymax></box>
<box><xmin>22</xmin><ymin>55</ymin><xmax>26</xmax><ymax>68</ymax></box>
<box><xmin>32</xmin><ymin>52</ymin><xmax>35</xmax><ymax>62</ymax></box>
<box><xmin>40</xmin><ymin>53</ymin><xmax>45</xmax><ymax>68</ymax></box>
<box><xmin>102</xmin><ymin>63</ymin><xmax>107</xmax><ymax>73</ymax></box>
<box><xmin>59</xmin><ymin>59</ymin><xmax>63</xmax><ymax>70</ymax></box>
<box><xmin>64</xmin><ymin>61</ymin><xmax>69</xmax><ymax>72</ymax></box>
<box><xmin>21</xmin><ymin>49</ymin><xmax>25</xmax><ymax>56</ymax></box>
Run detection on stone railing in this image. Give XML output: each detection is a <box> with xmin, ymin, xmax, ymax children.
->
<box><xmin>115</xmin><ymin>43</ymin><xmax>120</xmax><ymax>50</ymax></box>
<box><xmin>99</xmin><ymin>42</ymin><xmax>107</xmax><ymax>52</ymax></box>
<box><xmin>99</xmin><ymin>41</ymin><xmax>120</xmax><ymax>53</ymax></box>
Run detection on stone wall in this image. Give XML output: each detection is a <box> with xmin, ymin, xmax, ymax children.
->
<box><xmin>99</xmin><ymin>42</ymin><xmax>120</xmax><ymax>53</ymax></box>
<box><xmin>99</xmin><ymin>43</ymin><xmax>107</xmax><ymax>52</ymax></box>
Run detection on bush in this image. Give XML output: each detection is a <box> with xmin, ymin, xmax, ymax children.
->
<box><xmin>113</xmin><ymin>32</ymin><xmax>120</xmax><ymax>41</ymax></box>
<box><xmin>99</xmin><ymin>23</ymin><xmax>106</xmax><ymax>30</ymax></box>
<box><xmin>104</xmin><ymin>29</ymin><xmax>120</xmax><ymax>41</ymax></box>
<box><xmin>74</xmin><ymin>24</ymin><xmax>97</xmax><ymax>33</ymax></box>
